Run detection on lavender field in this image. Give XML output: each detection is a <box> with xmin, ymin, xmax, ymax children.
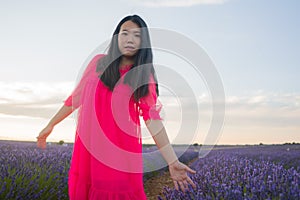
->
<box><xmin>0</xmin><ymin>141</ymin><xmax>71</xmax><ymax>199</ymax></box>
<box><xmin>160</xmin><ymin>145</ymin><xmax>300</xmax><ymax>200</ymax></box>
<box><xmin>0</xmin><ymin>141</ymin><xmax>299</xmax><ymax>199</ymax></box>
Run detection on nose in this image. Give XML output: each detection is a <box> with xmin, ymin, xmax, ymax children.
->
<box><xmin>126</xmin><ymin>33</ymin><xmax>134</xmax><ymax>44</ymax></box>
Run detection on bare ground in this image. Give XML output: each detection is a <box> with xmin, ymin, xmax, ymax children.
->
<box><xmin>144</xmin><ymin>157</ymin><xmax>198</xmax><ymax>199</ymax></box>
<box><xmin>144</xmin><ymin>170</ymin><xmax>173</xmax><ymax>200</ymax></box>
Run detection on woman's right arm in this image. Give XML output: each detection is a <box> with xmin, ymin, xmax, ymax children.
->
<box><xmin>36</xmin><ymin>54</ymin><xmax>105</xmax><ymax>149</ymax></box>
<box><xmin>37</xmin><ymin>105</ymin><xmax>73</xmax><ymax>149</ymax></box>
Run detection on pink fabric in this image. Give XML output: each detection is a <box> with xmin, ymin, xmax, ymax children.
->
<box><xmin>65</xmin><ymin>54</ymin><xmax>162</xmax><ymax>200</ymax></box>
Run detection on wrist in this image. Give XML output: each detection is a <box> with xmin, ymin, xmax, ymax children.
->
<box><xmin>168</xmin><ymin>159</ymin><xmax>179</xmax><ymax>167</ymax></box>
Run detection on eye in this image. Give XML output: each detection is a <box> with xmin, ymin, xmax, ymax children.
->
<box><xmin>121</xmin><ymin>32</ymin><xmax>128</xmax><ymax>36</ymax></box>
<box><xmin>134</xmin><ymin>34</ymin><xmax>141</xmax><ymax>38</ymax></box>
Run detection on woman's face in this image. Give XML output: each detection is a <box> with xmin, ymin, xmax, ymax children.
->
<box><xmin>118</xmin><ymin>20</ymin><xmax>141</xmax><ymax>57</ymax></box>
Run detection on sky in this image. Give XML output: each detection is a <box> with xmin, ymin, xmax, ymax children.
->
<box><xmin>0</xmin><ymin>0</ymin><xmax>299</xmax><ymax>145</ymax></box>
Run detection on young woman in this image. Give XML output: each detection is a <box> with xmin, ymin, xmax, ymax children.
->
<box><xmin>37</xmin><ymin>15</ymin><xmax>196</xmax><ymax>200</ymax></box>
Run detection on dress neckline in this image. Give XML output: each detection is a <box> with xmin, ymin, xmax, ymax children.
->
<box><xmin>119</xmin><ymin>64</ymin><xmax>133</xmax><ymax>71</ymax></box>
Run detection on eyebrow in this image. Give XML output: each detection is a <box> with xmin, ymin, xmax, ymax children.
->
<box><xmin>121</xmin><ymin>29</ymin><xmax>141</xmax><ymax>33</ymax></box>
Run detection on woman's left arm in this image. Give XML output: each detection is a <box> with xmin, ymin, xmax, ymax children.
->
<box><xmin>145</xmin><ymin>119</ymin><xmax>196</xmax><ymax>192</ymax></box>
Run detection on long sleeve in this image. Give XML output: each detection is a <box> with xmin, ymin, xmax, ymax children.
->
<box><xmin>138</xmin><ymin>74</ymin><xmax>163</xmax><ymax>121</ymax></box>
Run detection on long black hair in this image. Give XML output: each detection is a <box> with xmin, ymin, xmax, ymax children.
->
<box><xmin>96</xmin><ymin>15</ymin><xmax>159</xmax><ymax>102</ymax></box>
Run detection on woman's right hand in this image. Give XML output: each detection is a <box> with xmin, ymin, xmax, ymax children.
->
<box><xmin>36</xmin><ymin>125</ymin><xmax>53</xmax><ymax>149</ymax></box>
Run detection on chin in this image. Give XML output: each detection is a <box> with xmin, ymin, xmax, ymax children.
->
<box><xmin>122</xmin><ymin>52</ymin><xmax>137</xmax><ymax>57</ymax></box>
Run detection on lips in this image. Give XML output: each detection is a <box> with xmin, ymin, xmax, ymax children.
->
<box><xmin>124</xmin><ymin>46</ymin><xmax>136</xmax><ymax>52</ymax></box>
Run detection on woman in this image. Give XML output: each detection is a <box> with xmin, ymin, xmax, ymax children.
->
<box><xmin>37</xmin><ymin>15</ymin><xmax>196</xmax><ymax>200</ymax></box>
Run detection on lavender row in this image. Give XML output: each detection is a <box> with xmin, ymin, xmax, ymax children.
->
<box><xmin>159</xmin><ymin>145</ymin><xmax>300</xmax><ymax>199</ymax></box>
<box><xmin>0</xmin><ymin>141</ymin><xmax>72</xmax><ymax>199</ymax></box>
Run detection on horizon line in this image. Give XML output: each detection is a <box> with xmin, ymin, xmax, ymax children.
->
<box><xmin>0</xmin><ymin>138</ymin><xmax>299</xmax><ymax>146</ymax></box>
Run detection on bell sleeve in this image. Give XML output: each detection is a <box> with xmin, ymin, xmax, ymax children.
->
<box><xmin>64</xmin><ymin>54</ymin><xmax>105</xmax><ymax>109</ymax></box>
<box><xmin>138</xmin><ymin>74</ymin><xmax>163</xmax><ymax>121</ymax></box>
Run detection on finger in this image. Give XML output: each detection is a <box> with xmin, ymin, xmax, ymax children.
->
<box><xmin>187</xmin><ymin>177</ymin><xmax>196</xmax><ymax>189</ymax></box>
<box><xmin>178</xmin><ymin>181</ymin><xmax>186</xmax><ymax>192</ymax></box>
<box><xmin>183</xmin><ymin>180</ymin><xmax>189</xmax><ymax>190</ymax></box>
<box><xmin>41</xmin><ymin>142</ymin><xmax>46</xmax><ymax>149</ymax></box>
<box><xmin>173</xmin><ymin>181</ymin><xmax>179</xmax><ymax>191</ymax></box>
<box><xmin>185</xmin><ymin>166</ymin><xmax>196</xmax><ymax>174</ymax></box>
<box><xmin>38</xmin><ymin>143</ymin><xmax>45</xmax><ymax>149</ymax></box>
<box><xmin>37</xmin><ymin>141</ymin><xmax>42</xmax><ymax>148</ymax></box>
<box><xmin>37</xmin><ymin>140</ymin><xmax>46</xmax><ymax>149</ymax></box>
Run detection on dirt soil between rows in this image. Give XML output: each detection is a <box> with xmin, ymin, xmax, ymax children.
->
<box><xmin>144</xmin><ymin>170</ymin><xmax>173</xmax><ymax>200</ymax></box>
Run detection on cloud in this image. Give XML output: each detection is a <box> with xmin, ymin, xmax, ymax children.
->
<box><xmin>0</xmin><ymin>81</ymin><xmax>74</xmax><ymax>118</ymax></box>
<box><xmin>160</xmin><ymin>91</ymin><xmax>300</xmax><ymax>142</ymax></box>
<box><xmin>129</xmin><ymin>0</ymin><xmax>228</xmax><ymax>7</ymax></box>
<box><xmin>1</xmin><ymin>80</ymin><xmax>299</xmax><ymax>131</ymax></box>
<box><xmin>225</xmin><ymin>91</ymin><xmax>300</xmax><ymax>128</ymax></box>
<box><xmin>226</xmin><ymin>91</ymin><xmax>300</xmax><ymax>109</ymax></box>
<box><xmin>1</xmin><ymin>81</ymin><xmax>299</xmax><ymax>144</ymax></box>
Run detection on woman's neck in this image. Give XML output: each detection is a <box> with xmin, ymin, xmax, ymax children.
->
<box><xmin>120</xmin><ymin>56</ymin><xmax>134</xmax><ymax>69</ymax></box>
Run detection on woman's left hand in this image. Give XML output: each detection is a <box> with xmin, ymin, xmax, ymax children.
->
<box><xmin>168</xmin><ymin>161</ymin><xmax>196</xmax><ymax>192</ymax></box>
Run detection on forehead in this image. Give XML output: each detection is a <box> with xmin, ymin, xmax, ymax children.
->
<box><xmin>120</xmin><ymin>21</ymin><xmax>141</xmax><ymax>32</ymax></box>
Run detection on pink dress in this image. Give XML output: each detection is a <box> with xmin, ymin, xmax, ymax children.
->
<box><xmin>64</xmin><ymin>54</ymin><xmax>162</xmax><ymax>200</ymax></box>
